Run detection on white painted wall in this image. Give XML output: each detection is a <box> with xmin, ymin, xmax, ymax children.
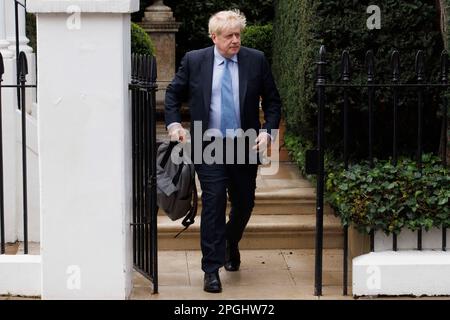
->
<box><xmin>353</xmin><ymin>251</ymin><xmax>450</xmax><ymax>296</ymax></box>
<box><xmin>354</xmin><ymin>227</ymin><xmax>450</xmax><ymax>296</ymax></box>
<box><xmin>29</xmin><ymin>0</ymin><xmax>137</xmax><ymax>299</ymax></box>
<box><xmin>375</xmin><ymin>228</ymin><xmax>450</xmax><ymax>251</ymax></box>
<box><xmin>0</xmin><ymin>255</ymin><xmax>41</xmax><ymax>296</ymax></box>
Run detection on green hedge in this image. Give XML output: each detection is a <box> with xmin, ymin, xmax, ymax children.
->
<box><xmin>131</xmin><ymin>22</ymin><xmax>155</xmax><ymax>56</ymax></box>
<box><xmin>326</xmin><ymin>155</ymin><xmax>449</xmax><ymax>235</ymax></box>
<box><xmin>273</xmin><ymin>1</ymin><xmax>444</xmax><ymax>160</ymax></box>
<box><xmin>285</xmin><ymin>124</ymin><xmax>450</xmax><ymax>236</ymax></box>
<box><xmin>241</xmin><ymin>24</ymin><xmax>273</xmax><ymax>64</ymax></box>
<box><xmin>161</xmin><ymin>0</ymin><xmax>274</xmax><ymax>65</ymax></box>
<box><xmin>25</xmin><ymin>17</ymin><xmax>153</xmax><ymax>56</ymax></box>
<box><xmin>26</xmin><ymin>13</ymin><xmax>36</xmax><ymax>52</ymax></box>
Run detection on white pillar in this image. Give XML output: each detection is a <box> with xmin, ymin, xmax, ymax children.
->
<box><xmin>5</xmin><ymin>0</ymin><xmax>32</xmax><ymax>54</ymax></box>
<box><xmin>0</xmin><ymin>0</ymin><xmax>14</xmax><ymax>58</ymax></box>
<box><xmin>28</xmin><ymin>0</ymin><xmax>139</xmax><ymax>299</ymax></box>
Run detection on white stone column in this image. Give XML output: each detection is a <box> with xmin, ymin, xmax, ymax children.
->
<box><xmin>0</xmin><ymin>0</ymin><xmax>14</xmax><ymax>58</ymax></box>
<box><xmin>28</xmin><ymin>0</ymin><xmax>139</xmax><ymax>299</ymax></box>
<box><xmin>5</xmin><ymin>0</ymin><xmax>32</xmax><ymax>54</ymax></box>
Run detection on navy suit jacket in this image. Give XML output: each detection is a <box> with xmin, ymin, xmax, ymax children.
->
<box><xmin>165</xmin><ymin>46</ymin><xmax>281</xmax><ymax>161</ymax></box>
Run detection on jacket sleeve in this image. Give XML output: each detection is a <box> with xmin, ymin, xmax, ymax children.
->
<box><xmin>260</xmin><ymin>54</ymin><xmax>282</xmax><ymax>134</ymax></box>
<box><xmin>165</xmin><ymin>52</ymin><xmax>190</xmax><ymax>129</ymax></box>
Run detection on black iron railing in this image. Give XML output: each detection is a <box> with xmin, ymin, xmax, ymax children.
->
<box><xmin>129</xmin><ymin>53</ymin><xmax>158</xmax><ymax>293</ymax></box>
<box><xmin>310</xmin><ymin>45</ymin><xmax>449</xmax><ymax>296</ymax></box>
<box><xmin>0</xmin><ymin>51</ymin><xmax>35</xmax><ymax>255</ymax></box>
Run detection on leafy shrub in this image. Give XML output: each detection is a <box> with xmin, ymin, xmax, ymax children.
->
<box><xmin>284</xmin><ymin>131</ymin><xmax>335</xmax><ymax>184</ymax></box>
<box><xmin>326</xmin><ymin>154</ymin><xmax>450</xmax><ymax>235</ymax></box>
<box><xmin>241</xmin><ymin>24</ymin><xmax>273</xmax><ymax>64</ymax></box>
<box><xmin>26</xmin><ymin>13</ymin><xmax>37</xmax><ymax>52</ymax></box>
<box><xmin>160</xmin><ymin>0</ymin><xmax>274</xmax><ymax>65</ymax></box>
<box><xmin>274</xmin><ymin>1</ymin><xmax>445</xmax><ymax>160</ymax></box>
<box><xmin>131</xmin><ymin>22</ymin><xmax>155</xmax><ymax>56</ymax></box>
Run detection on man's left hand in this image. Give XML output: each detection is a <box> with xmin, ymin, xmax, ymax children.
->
<box><xmin>252</xmin><ymin>132</ymin><xmax>271</xmax><ymax>154</ymax></box>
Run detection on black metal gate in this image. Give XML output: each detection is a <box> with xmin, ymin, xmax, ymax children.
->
<box><xmin>308</xmin><ymin>45</ymin><xmax>449</xmax><ymax>296</ymax></box>
<box><xmin>129</xmin><ymin>53</ymin><xmax>158</xmax><ymax>293</ymax></box>
<box><xmin>0</xmin><ymin>0</ymin><xmax>36</xmax><ymax>255</ymax></box>
<box><xmin>0</xmin><ymin>52</ymin><xmax>34</xmax><ymax>255</ymax></box>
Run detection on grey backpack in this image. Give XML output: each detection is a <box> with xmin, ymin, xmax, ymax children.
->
<box><xmin>156</xmin><ymin>141</ymin><xmax>197</xmax><ymax>237</ymax></box>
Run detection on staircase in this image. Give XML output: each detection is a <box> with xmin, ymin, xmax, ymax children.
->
<box><xmin>156</xmin><ymin>114</ymin><xmax>344</xmax><ymax>250</ymax></box>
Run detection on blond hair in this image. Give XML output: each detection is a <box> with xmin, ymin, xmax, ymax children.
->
<box><xmin>208</xmin><ymin>10</ymin><xmax>246</xmax><ymax>37</ymax></box>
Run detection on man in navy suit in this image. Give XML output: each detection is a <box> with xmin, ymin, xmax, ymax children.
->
<box><xmin>165</xmin><ymin>10</ymin><xmax>281</xmax><ymax>293</ymax></box>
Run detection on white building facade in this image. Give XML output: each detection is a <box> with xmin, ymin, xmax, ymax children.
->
<box><xmin>0</xmin><ymin>0</ymin><xmax>139</xmax><ymax>299</ymax></box>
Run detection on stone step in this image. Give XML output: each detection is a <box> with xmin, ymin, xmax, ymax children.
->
<box><xmin>157</xmin><ymin>214</ymin><xmax>344</xmax><ymax>250</ymax></box>
<box><xmin>157</xmin><ymin>187</ymin><xmax>333</xmax><ymax>216</ymax></box>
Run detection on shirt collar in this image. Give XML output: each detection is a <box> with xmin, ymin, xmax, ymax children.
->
<box><xmin>214</xmin><ymin>46</ymin><xmax>238</xmax><ymax>66</ymax></box>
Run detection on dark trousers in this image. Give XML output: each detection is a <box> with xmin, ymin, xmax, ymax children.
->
<box><xmin>194</xmin><ymin>161</ymin><xmax>258</xmax><ymax>274</ymax></box>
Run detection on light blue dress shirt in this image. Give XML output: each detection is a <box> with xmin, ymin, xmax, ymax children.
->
<box><xmin>208</xmin><ymin>46</ymin><xmax>240</xmax><ymax>135</ymax></box>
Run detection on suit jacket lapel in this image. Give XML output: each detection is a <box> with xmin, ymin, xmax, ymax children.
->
<box><xmin>238</xmin><ymin>48</ymin><xmax>248</xmax><ymax>126</ymax></box>
<box><xmin>202</xmin><ymin>46</ymin><xmax>214</xmax><ymax>124</ymax></box>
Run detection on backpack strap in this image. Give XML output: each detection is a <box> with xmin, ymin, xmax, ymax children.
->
<box><xmin>174</xmin><ymin>173</ymin><xmax>198</xmax><ymax>238</ymax></box>
<box><xmin>160</xmin><ymin>141</ymin><xmax>178</xmax><ymax>168</ymax></box>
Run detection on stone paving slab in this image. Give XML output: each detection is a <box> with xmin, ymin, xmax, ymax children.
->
<box><xmin>131</xmin><ymin>249</ymin><xmax>353</xmax><ymax>300</ymax></box>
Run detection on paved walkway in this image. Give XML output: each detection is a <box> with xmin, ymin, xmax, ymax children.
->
<box><xmin>131</xmin><ymin>249</ymin><xmax>352</xmax><ymax>300</ymax></box>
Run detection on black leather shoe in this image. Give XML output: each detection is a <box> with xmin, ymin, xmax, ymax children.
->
<box><xmin>203</xmin><ymin>271</ymin><xmax>222</xmax><ymax>293</ymax></box>
<box><xmin>225</xmin><ymin>242</ymin><xmax>241</xmax><ymax>272</ymax></box>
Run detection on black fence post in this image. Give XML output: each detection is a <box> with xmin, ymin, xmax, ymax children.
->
<box><xmin>391</xmin><ymin>50</ymin><xmax>400</xmax><ymax>167</ymax></box>
<box><xmin>415</xmin><ymin>51</ymin><xmax>425</xmax><ymax>171</ymax></box>
<box><xmin>440</xmin><ymin>50</ymin><xmax>448</xmax><ymax>168</ymax></box>
<box><xmin>365</xmin><ymin>50</ymin><xmax>375</xmax><ymax>168</ymax></box>
<box><xmin>440</xmin><ymin>51</ymin><xmax>448</xmax><ymax>251</ymax></box>
<box><xmin>19</xmin><ymin>52</ymin><xmax>28</xmax><ymax>254</ymax></box>
<box><xmin>415</xmin><ymin>51</ymin><xmax>425</xmax><ymax>251</ymax></box>
<box><xmin>131</xmin><ymin>54</ymin><xmax>138</xmax><ymax>265</ymax></box>
<box><xmin>341</xmin><ymin>50</ymin><xmax>351</xmax><ymax>296</ymax></box>
<box><xmin>391</xmin><ymin>50</ymin><xmax>400</xmax><ymax>251</ymax></box>
<box><xmin>365</xmin><ymin>50</ymin><xmax>375</xmax><ymax>251</ymax></box>
<box><xmin>0</xmin><ymin>53</ymin><xmax>4</xmax><ymax>254</ymax></box>
<box><xmin>149</xmin><ymin>56</ymin><xmax>158</xmax><ymax>294</ymax></box>
<box><xmin>314</xmin><ymin>45</ymin><xmax>326</xmax><ymax>297</ymax></box>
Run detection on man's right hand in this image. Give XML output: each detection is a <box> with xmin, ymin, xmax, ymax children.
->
<box><xmin>167</xmin><ymin>122</ymin><xmax>187</xmax><ymax>143</ymax></box>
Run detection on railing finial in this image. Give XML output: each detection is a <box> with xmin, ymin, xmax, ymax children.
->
<box><xmin>150</xmin><ymin>56</ymin><xmax>157</xmax><ymax>83</ymax></box>
<box><xmin>316</xmin><ymin>45</ymin><xmax>327</xmax><ymax>85</ymax></box>
<box><xmin>365</xmin><ymin>50</ymin><xmax>375</xmax><ymax>82</ymax></box>
<box><xmin>415</xmin><ymin>50</ymin><xmax>425</xmax><ymax>82</ymax></box>
<box><xmin>131</xmin><ymin>53</ymin><xmax>136</xmax><ymax>80</ymax></box>
<box><xmin>137</xmin><ymin>54</ymin><xmax>144</xmax><ymax>83</ymax></box>
<box><xmin>440</xmin><ymin>50</ymin><xmax>448</xmax><ymax>83</ymax></box>
<box><xmin>144</xmin><ymin>54</ymin><xmax>150</xmax><ymax>83</ymax></box>
<box><xmin>391</xmin><ymin>50</ymin><xmax>400</xmax><ymax>82</ymax></box>
<box><xmin>319</xmin><ymin>45</ymin><xmax>326</xmax><ymax>62</ymax></box>
<box><xmin>341</xmin><ymin>50</ymin><xmax>351</xmax><ymax>82</ymax></box>
<box><xmin>18</xmin><ymin>51</ymin><xmax>28</xmax><ymax>79</ymax></box>
<box><xmin>0</xmin><ymin>52</ymin><xmax>4</xmax><ymax>77</ymax></box>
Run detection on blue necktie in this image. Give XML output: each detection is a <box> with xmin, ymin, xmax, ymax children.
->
<box><xmin>221</xmin><ymin>59</ymin><xmax>238</xmax><ymax>137</ymax></box>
